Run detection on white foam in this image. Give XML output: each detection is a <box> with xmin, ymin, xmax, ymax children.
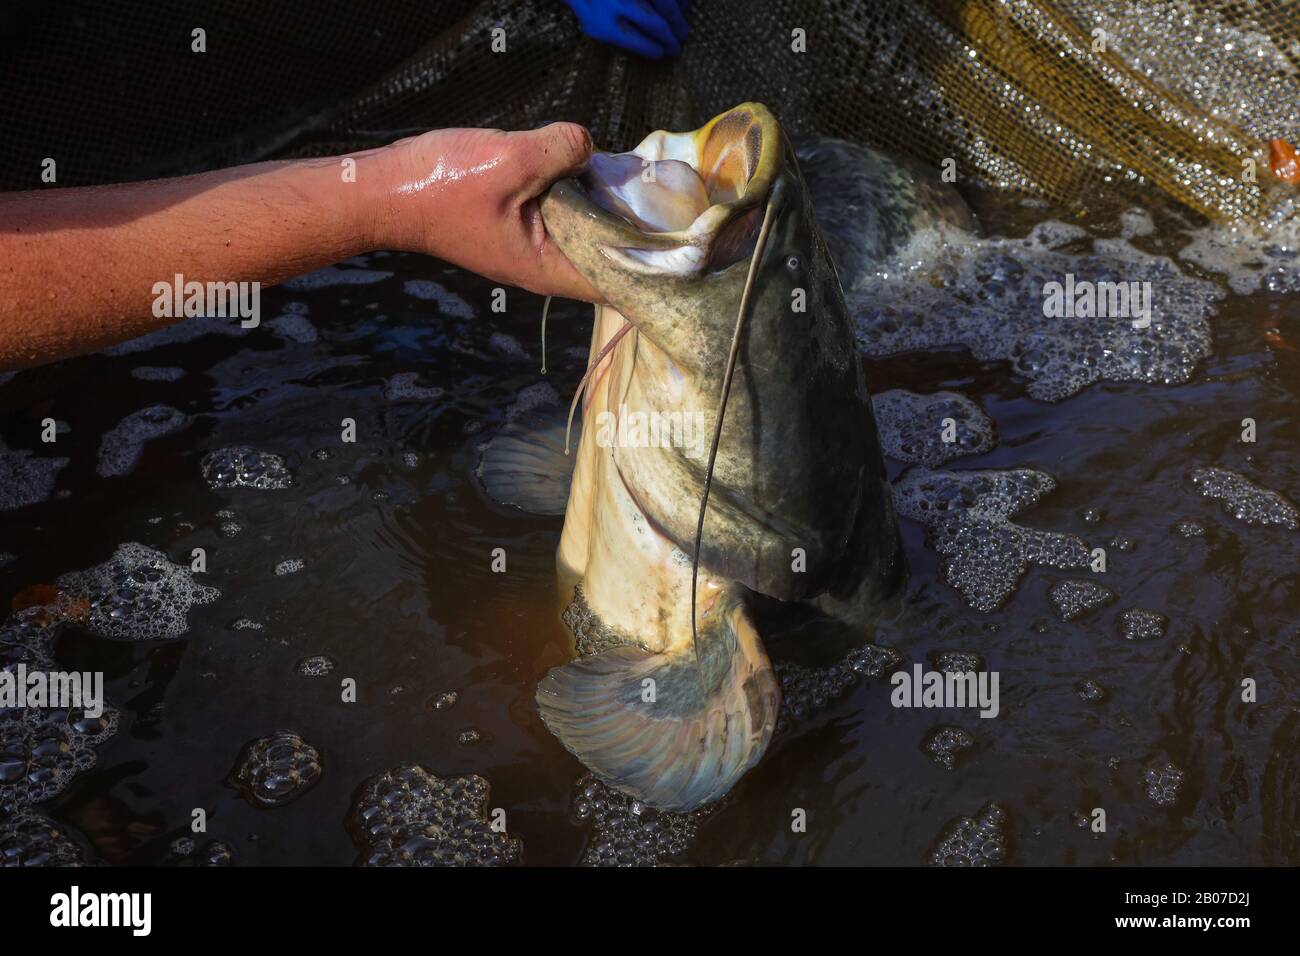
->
<box><xmin>229</xmin><ymin>730</ymin><xmax>321</xmax><ymax>808</ymax></box>
<box><xmin>505</xmin><ymin>382</ymin><xmax>561</xmax><ymax>421</ymax></box>
<box><xmin>490</xmin><ymin>332</ymin><xmax>528</xmax><ymax>358</ymax></box>
<box><xmin>403</xmin><ymin>279</ymin><xmax>474</xmax><ymax>318</ymax></box>
<box><xmin>1190</xmin><ymin>467</ymin><xmax>1299</xmax><ymax>530</ymax></box>
<box><xmin>347</xmin><ymin>764</ymin><xmax>521</xmax><ymax>866</ymax></box>
<box><xmin>104</xmin><ymin>317</ymin><xmax>245</xmax><ymax>355</ymax></box>
<box><xmin>1119</xmin><ymin>208</ymin><xmax>1155</xmax><ymax>238</ymax></box>
<box><xmin>201</xmin><ymin>446</ymin><xmax>295</xmax><ymax>490</ymax></box>
<box><xmin>57</xmin><ymin>542</ymin><xmax>219</xmax><ymax>641</ymax></box>
<box><xmin>1177</xmin><ymin>218</ymin><xmax>1300</xmax><ymax>295</ymax></box>
<box><xmin>851</xmin><ymin>221</ymin><xmax>1223</xmax><ymax>401</ymax></box>
<box><xmin>129</xmin><ymin>366</ymin><xmax>186</xmax><ymax>382</ymax></box>
<box><xmin>384</xmin><ymin>372</ymin><xmax>444</xmax><ymax>402</ymax></box>
<box><xmin>872</xmin><ymin>390</ymin><xmax>994</xmax><ymax>466</ymax></box>
<box><xmin>282</xmin><ymin>266</ymin><xmax>393</xmax><ymax>290</ymax></box>
<box><xmin>0</xmin><ymin>441</ymin><xmax>68</xmax><ymax>511</ymax></box>
<box><xmin>893</xmin><ymin>467</ymin><xmax>1092</xmax><ymax>611</ymax></box>
<box><xmin>96</xmin><ymin>405</ymin><xmax>190</xmax><ymax>477</ymax></box>
<box><xmin>267</xmin><ymin>313</ymin><xmax>318</xmax><ymax>344</ymax></box>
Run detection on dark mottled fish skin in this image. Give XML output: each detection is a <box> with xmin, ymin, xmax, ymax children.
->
<box><xmin>795</xmin><ymin>136</ymin><xmax>977</xmax><ymax>289</ymax></box>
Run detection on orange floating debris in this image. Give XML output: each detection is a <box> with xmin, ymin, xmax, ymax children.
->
<box><xmin>12</xmin><ymin>583</ymin><xmax>60</xmax><ymax>611</ymax></box>
<box><xmin>10</xmin><ymin>584</ymin><xmax>90</xmax><ymax>627</ymax></box>
<box><xmin>1265</xmin><ymin>330</ymin><xmax>1297</xmax><ymax>352</ymax></box>
<box><xmin>1269</xmin><ymin>138</ymin><xmax>1300</xmax><ymax>184</ymax></box>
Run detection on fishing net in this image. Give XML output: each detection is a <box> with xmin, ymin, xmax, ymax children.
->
<box><xmin>3</xmin><ymin>0</ymin><xmax>1298</xmax><ymax>226</ymax></box>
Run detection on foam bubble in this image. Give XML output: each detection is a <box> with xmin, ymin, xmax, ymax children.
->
<box><xmin>1</xmin><ymin>695</ymin><xmax>119</xmax><ymax>816</ymax></box>
<box><xmin>1144</xmin><ymin>759</ymin><xmax>1185</xmax><ymax>807</ymax></box>
<box><xmin>0</xmin><ymin>810</ymin><xmax>91</xmax><ymax>866</ymax></box>
<box><xmin>428</xmin><ymin>691</ymin><xmax>458</xmax><ymax>711</ymax></box>
<box><xmin>0</xmin><ymin>441</ymin><xmax>68</xmax><ymax>511</ymax></box>
<box><xmin>295</xmin><ymin>655</ymin><xmax>336</xmax><ymax>677</ymax></box>
<box><xmin>274</xmin><ymin>559</ymin><xmax>304</xmax><ymax>576</ymax></box>
<box><xmin>1178</xmin><ymin>219</ymin><xmax>1300</xmax><ymax>295</ymax></box>
<box><xmin>267</xmin><ymin>313</ymin><xmax>318</xmax><ymax>344</ymax></box>
<box><xmin>201</xmin><ymin>446</ymin><xmax>295</xmax><ymax>490</ymax></box>
<box><xmin>851</xmin><ymin>222</ymin><xmax>1222</xmax><ymax>401</ymax></box>
<box><xmin>347</xmin><ymin>764</ymin><xmax>522</xmax><ymax>867</ymax></box>
<box><xmin>384</xmin><ymin>372</ymin><xmax>444</xmax><ymax>403</ymax></box>
<box><xmin>403</xmin><ymin>279</ymin><xmax>474</xmax><ymax>318</ymax></box>
<box><xmin>1119</xmin><ymin>208</ymin><xmax>1155</xmax><ymax>238</ymax></box>
<box><xmin>228</xmin><ymin>730</ymin><xmax>322</xmax><ymax>808</ymax></box>
<box><xmin>872</xmin><ymin>390</ymin><xmax>995</xmax><ymax>466</ymax></box>
<box><xmin>0</xmin><ymin>613</ymin><xmax>55</xmax><ymax>675</ymax></box>
<box><xmin>57</xmin><ymin>542</ymin><xmax>219</xmax><ymax>641</ymax></box>
<box><xmin>96</xmin><ymin>405</ymin><xmax>190</xmax><ymax>477</ymax></box>
<box><xmin>1118</xmin><ymin>608</ymin><xmax>1168</xmax><ymax>642</ymax></box>
<box><xmin>774</xmin><ymin>643</ymin><xmax>901</xmax><ymax>731</ymax></box>
<box><xmin>893</xmin><ymin>468</ymin><xmax>1092</xmax><ymax>611</ymax></box>
<box><xmin>130</xmin><ymin>366</ymin><xmax>185</xmax><ymax>382</ymax></box>
<box><xmin>505</xmin><ymin>382</ymin><xmax>561</xmax><ymax>421</ymax></box>
<box><xmin>1190</xmin><ymin>467</ymin><xmax>1298</xmax><ymax>530</ymax></box>
<box><xmin>282</xmin><ymin>265</ymin><xmax>392</xmax><ymax>290</ymax></box>
<box><xmin>196</xmin><ymin>840</ymin><xmax>234</xmax><ymax>866</ymax></box>
<box><xmin>571</xmin><ymin>774</ymin><xmax>709</xmax><ymax>866</ymax></box>
<box><xmin>1076</xmin><ymin>679</ymin><xmax>1106</xmax><ymax>703</ymax></box>
<box><xmin>1048</xmin><ymin>579</ymin><xmax>1116</xmax><ymax>622</ymax></box>
<box><xmin>489</xmin><ymin>332</ymin><xmax>528</xmax><ymax>358</ymax></box>
<box><xmin>104</xmin><ymin>317</ymin><xmax>244</xmax><ymax>355</ymax></box>
<box><xmin>928</xmin><ymin>801</ymin><xmax>1009</xmax><ymax>866</ymax></box>
<box><xmin>923</xmin><ymin>726</ymin><xmax>975</xmax><ymax>770</ymax></box>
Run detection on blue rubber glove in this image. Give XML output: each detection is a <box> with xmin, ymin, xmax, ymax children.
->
<box><xmin>563</xmin><ymin>0</ymin><xmax>691</xmax><ymax>60</ymax></box>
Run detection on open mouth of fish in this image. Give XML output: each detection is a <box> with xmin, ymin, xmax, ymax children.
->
<box><xmin>480</xmin><ymin>104</ymin><xmax>903</xmax><ymax>810</ymax></box>
<box><xmin>561</xmin><ymin>107</ymin><xmax>779</xmax><ymax>275</ymax></box>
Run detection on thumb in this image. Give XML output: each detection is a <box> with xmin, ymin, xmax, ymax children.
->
<box><xmin>513</xmin><ymin>122</ymin><xmax>593</xmax><ymax>199</ymax></box>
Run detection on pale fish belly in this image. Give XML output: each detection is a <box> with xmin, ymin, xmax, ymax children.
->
<box><xmin>558</xmin><ymin>304</ymin><xmax>730</xmax><ymax>656</ymax></box>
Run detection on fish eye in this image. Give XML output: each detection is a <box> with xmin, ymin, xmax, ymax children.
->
<box><xmin>786</xmin><ymin>256</ymin><xmax>800</xmax><ymax>271</ymax></box>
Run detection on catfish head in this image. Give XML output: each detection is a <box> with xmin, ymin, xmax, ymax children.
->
<box><xmin>540</xmin><ymin>103</ymin><xmax>898</xmax><ymax>605</ymax></box>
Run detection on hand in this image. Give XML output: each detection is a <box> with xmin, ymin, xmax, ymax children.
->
<box><xmin>369</xmin><ymin>122</ymin><xmax>603</xmax><ymax>302</ymax></box>
<box><xmin>564</xmin><ymin>0</ymin><xmax>691</xmax><ymax>60</ymax></box>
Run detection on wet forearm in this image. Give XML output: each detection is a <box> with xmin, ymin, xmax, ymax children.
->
<box><xmin>0</xmin><ymin>152</ymin><xmax>388</xmax><ymax>370</ymax></box>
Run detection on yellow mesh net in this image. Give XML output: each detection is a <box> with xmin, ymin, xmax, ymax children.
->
<box><xmin>6</xmin><ymin>0</ymin><xmax>1298</xmax><ymax>227</ymax></box>
<box><xmin>295</xmin><ymin>0</ymin><xmax>1300</xmax><ymax>227</ymax></box>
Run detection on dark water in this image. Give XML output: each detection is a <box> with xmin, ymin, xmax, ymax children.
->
<box><xmin>1</xmin><ymin>188</ymin><xmax>1298</xmax><ymax>866</ymax></box>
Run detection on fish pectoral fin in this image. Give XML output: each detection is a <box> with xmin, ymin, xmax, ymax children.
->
<box><xmin>536</xmin><ymin>601</ymin><xmax>780</xmax><ymax>812</ymax></box>
<box><xmin>475</xmin><ymin>405</ymin><xmax>577</xmax><ymax>516</ymax></box>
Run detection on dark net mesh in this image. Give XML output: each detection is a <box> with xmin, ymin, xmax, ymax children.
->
<box><xmin>3</xmin><ymin>0</ymin><xmax>1298</xmax><ymax>226</ymax></box>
